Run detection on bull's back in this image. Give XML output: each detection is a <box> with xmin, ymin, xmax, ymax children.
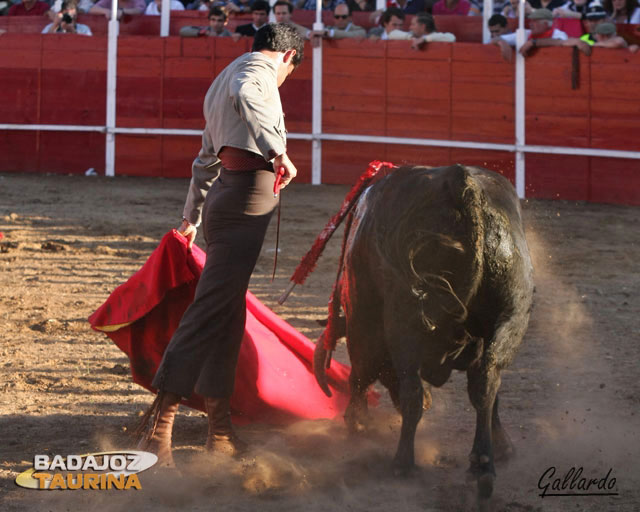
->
<box><xmin>342</xmin><ymin>165</ymin><xmax>532</xmax><ymax>343</ymax></box>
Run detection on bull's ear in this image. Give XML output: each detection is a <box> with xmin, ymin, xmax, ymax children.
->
<box><xmin>316</xmin><ymin>318</ymin><xmax>329</xmax><ymax>327</ymax></box>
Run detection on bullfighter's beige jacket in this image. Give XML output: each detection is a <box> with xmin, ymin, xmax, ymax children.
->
<box><xmin>182</xmin><ymin>52</ymin><xmax>287</xmax><ymax>225</ymax></box>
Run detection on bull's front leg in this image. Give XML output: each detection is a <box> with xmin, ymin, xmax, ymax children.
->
<box><xmin>466</xmin><ymin>358</ymin><xmax>501</xmax><ymax>499</ymax></box>
<box><xmin>391</xmin><ymin>357</ymin><xmax>424</xmax><ymax>476</ymax></box>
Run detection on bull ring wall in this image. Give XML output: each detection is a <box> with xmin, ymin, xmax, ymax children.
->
<box><xmin>1</xmin><ymin>14</ymin><xmax>640</xmax><ymax>205</ymax></box>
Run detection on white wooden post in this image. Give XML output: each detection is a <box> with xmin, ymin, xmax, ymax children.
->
<box><xmin>105</xmin><ymin>0</ymin><xmax>119</xmax><ymax>177</ymax></box>
<box><xmin>514</xmin><ymin>0</ymin><xmax>526</xmax><ymax>198</ymax></box>
<box><xmin>311</xmin><ymin>0</ymin><xmax>323</xmax><ymax>184</ymax></box>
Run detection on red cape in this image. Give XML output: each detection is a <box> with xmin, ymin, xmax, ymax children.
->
<box><xmin>89</xmin><ymin>230</ymin><xmax>369</xmax><ymax>425</ymax></box>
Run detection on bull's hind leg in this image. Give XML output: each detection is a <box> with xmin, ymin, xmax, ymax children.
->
<box><xmin>466</xmin><ymin>359</ymin><xmax>501</xmax><ymax>499</ymax></box>
<box><xmin>344</xmin><ymin>366</ymin><xmax>377</xmax><ymax>435</ymax></box>
<box><xmin>387</xmin><ymin>336</ymin><xmax>424</xmax><ymax>476</ymax></box>
<box><xmin>344</xmin><ymin>322</ymin><xmax>385</xmax><ymax>435</ymax></box>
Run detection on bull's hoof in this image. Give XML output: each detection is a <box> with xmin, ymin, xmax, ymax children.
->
<box><xmin>346</xmin><ymin>419</ymin><xmax>368</xmax><ymax>436</ymax></box>
<box><xmin>477</xmin><ymin>472</ymin><xmax>494</xmax><ymax>500</ymax></box>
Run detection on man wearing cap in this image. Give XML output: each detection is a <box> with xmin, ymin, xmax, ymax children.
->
<box><xmin>579</xmin><ymin>2</ymin><xmax>608</xmax><ymax>44</ymax></box>
<box><xmin>592</xmin><ymin>21</ymin><xmax>630</xmax><ymax>47</ymax></box>
<box><xmin>492</xmin><ymin>8</ymin><xmax>591</xmax><ymax>59</ymax></box>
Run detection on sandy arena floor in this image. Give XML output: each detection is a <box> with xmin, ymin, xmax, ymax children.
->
<box><xmin>0</xmin><ymin>172</ymin><xmax>638</xmax><ymax>511</ymax></box>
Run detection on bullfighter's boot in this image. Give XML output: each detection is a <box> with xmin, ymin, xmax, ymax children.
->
<box><xmin>137</xmin><ymin>391</ymin><xmax>181</xmax><ymax>468</ymax></box>
<box><xmin>205</xmin><ymin>397</ymin><xmax>248</xmax><ymax>457</ymax></box>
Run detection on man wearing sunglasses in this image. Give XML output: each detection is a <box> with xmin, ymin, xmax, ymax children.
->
<box><xmin>314</xmin><ymin>3</ymin><xmax>366</xmax><ymax>38</ymax></box>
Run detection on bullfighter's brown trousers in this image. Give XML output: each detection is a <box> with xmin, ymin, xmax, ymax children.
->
<box><xmin>151</xmin><ymin>166</ymin><xmax>278</xmax><ymax>399</ymax></box>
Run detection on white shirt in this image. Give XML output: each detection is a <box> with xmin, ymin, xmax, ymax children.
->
<box><xmin>41</xmin><ymin>22</ymin><xmax>93</xmax><ymax>35</ymax></box>
<box><xmin>144</xmin><ymin>0</ymin><xmax>185</xmax><ymax>15</ymax></box>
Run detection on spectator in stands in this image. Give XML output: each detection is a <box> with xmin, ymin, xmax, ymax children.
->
<box><xmin>388</xmin><ymin>12</ymin><xmax>456</xmax><ymax>45</ymax></box>
<box><xmin>592</xmin><ymin>20</ymin><xmax>630</xmax><ymax>45</ymax></box>
<box><xmin>488</xmin><ymin>13</ymin><xmax>510</xmax><ymax>36</ymax></box>
<box><xmin>502</xmin><ymin>0</ymin><xmax>533</xmax><ymax>17</ymax></box>
<box><xmin>603</xmin><ymin>0</ymin><xmax>640</xmax><ymax>23</ymax></box>
<box><xmin>233</xmin><ymin>0</ymin><xmax>269</xmax><ymax>39</ymax></box>
<box><xmin>185</xmin><ymin>0</ymin><xmax>221</xmax><ymax>12</ymax></box>
<box><xmin>580</xmin><ymin>2</ymin><xmax>607</xmax><ymax>43</ymax></box>
<box><xmin>49</xmin><ymin>0</ymin><xmax>93</xmax><ymax>19</ymax></box>
<box><xmin>348</xmin><ymin>0</ymin><xmax>375</xmax><ymax>11</ymax></box>
<box><xmin>432</xmin><ymin>0</ymin><xmax>472</xmax><ymax>15</ymax></box>
<box><xmin>369</xmin><ymin>0</ymin><xmax>426</xmax><ymax>25</ymax></box>
<box><xmin>225</xmin><ymin>0</ymin><xmax>253</xmax><ymax>14</ymax></box>
<box><xmin>8</xmin><ymin>0</ymin><xmax>49</xmax><ymax>16</ymax></box>
<box><xmin>42</xmin><ymin>0</ymin><xmax>92</xmax><ymax>34</ymax></box>
<box><xmin>467</xmin><ymin>0</ymin><xmax>510</xmax><ymax>16</ymax></box>
<box><xmin>313</xmin><ymin>3</ymin><xmax>366</xmax><ymax>38</ymax></box>
<box><xmin>273</xmin><ymin>0</ymin><xmax>311</xmax><ymax>38</ymax></box>
<box><xmin>90</xmin><ymin>0</ymin><xmax>145</xmax><ymax>19</ymax></box>
<box><xmin>145</xmin><ymin>0</ymin><xmax>185</xmax><ymax>14</ymax></box>
<box><xmin>493</xmin><ymin>8</ymin><xmax>591</xmax><ymax>59</ymax></box>
<box><xmin>552</xmin><ymin>0</ymin><xmax>590</xmax><ymax>19</ymax></box>
<box><xmin>530</xmin><ymin>0</ymin><xmax>566</xmax><ymax>12</ymax></box>
<box><xmin>297</xmin><ymin>0</ymin><xmax>343</xmax><ymax>10</ymax></box>
<box><xmin>368</xmin><ymin>7</ymin><xmax>405</xmax><ymax>39</ymax></box>
<box><xmin>180</xmin><ymin>6</ymin><xmax>232</xmax><ymax>36</ymax></box>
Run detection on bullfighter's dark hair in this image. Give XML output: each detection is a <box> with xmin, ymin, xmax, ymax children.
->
<box><xmin>251</xmin><ymin>0</ymin><xmax>271</xmax><ymax>13</ymax></box>
<box><xmin>273</xmin><ymin>0</ymin><xmax>294</xmax><ymax>13</ymax></box>
<box><xmin>488</xmin><ymin>14</ymin><xmax>508</xmax><ymax>27</ymax></box>
<box><xmin>380</xmin><ymin>7</ymin><xmax>405</xmax><ymax>25</ymax></box>
<box><xmin>252</xmin><ymin>23</ymin><xmax>305</xmax><ymax>68</ymax></box>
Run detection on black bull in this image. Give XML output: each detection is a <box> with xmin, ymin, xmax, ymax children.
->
<box><xmin>313</xmin><ymin>165</ymin><xmax>534</xmax><ymax>498</ymax></box>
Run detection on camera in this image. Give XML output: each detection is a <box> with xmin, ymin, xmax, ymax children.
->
<box><xmin>61</xmin><ymin>13</ymin><xmax>73</xmax><ymax>23</ymax></box>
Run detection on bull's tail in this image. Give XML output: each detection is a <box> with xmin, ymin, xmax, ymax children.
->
<box><xmin>313</xmin><ymin>211</ymin><xmax>354</xmax><ymax>397</ymax></box>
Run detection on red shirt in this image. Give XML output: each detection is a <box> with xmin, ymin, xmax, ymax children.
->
<box><xmin>8</xmin><ymin>1</ymin><xmax>50</xmax><ymax>15</ymax></box>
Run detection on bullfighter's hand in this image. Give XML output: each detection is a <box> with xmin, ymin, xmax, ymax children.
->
<box><xmin>178</xmin><ymin>219</ymin><xmax>197</xmax><ymax>251</ymax></box>
<box><xmin>273</xmin><ymin>153</ymin><xmax>297</xmax><ymax>189</ymax></box>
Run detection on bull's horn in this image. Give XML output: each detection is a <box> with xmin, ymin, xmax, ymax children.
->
<box><xmin>313</xmin><ymin>341</ymin><xmax>333</xmax><ymax>398</ymax></box>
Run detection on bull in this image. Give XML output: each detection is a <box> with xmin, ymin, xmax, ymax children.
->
<box><xmin>313</xmin><ymin>164</ymin><xmax>534</xmax><ymax>499</ymax></box>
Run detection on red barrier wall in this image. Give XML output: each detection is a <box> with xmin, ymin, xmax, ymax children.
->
<box><xmin>0</xmin><ymin>34</ymin><xmax>639</xmax><ymax>204</ymax></box>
